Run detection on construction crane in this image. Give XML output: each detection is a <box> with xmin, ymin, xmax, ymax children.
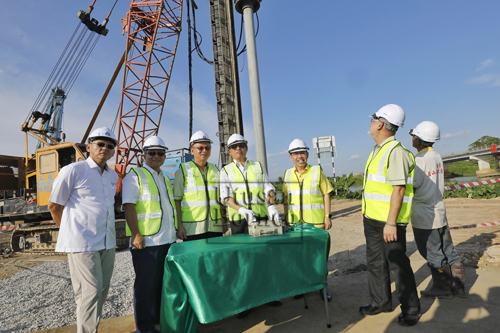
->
<box><xmin>0</xmin><ymin>0</ymin><xmax>249</xmax><ymax>252</ymax></box>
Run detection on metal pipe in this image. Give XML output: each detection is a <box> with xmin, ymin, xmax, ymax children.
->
<box><xmin>242</xmin><ymin>5</ymin><xmax>267</xmax><ymax>171</ymax></box>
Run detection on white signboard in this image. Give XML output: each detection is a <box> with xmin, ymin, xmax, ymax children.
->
<box><xmin>312</xmin><ymin>136</ymin><xmax>336</xmax><ymax>159</ymax></box>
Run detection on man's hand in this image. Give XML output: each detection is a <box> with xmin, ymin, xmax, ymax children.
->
<box><xmin>267</xmin><ymin>205</ymin><xmax>280</xmax><ymax>223</ymax></box>
<box><xmin>383</xmin><ymin>224</ymin><xmax>397</xmax><ymax>243</ymax></box>
<box><xmin>238</xmin><ymin>207</ymin><xmax>256</xmax><ymax>223</ymax></box>
<box><xmin>131</xmin><ymin>232</ymin><xmax>146</xmax><ymax>249</ymax></box>
<box><xmin>324</xmin><ymin>216</ymin><xmax>332</xmax><ymax>230</ymax></box>
<box><xmin>176</xmin><ymin>225</ymin><xmax>187</xmax><ymax>240</ymax></box>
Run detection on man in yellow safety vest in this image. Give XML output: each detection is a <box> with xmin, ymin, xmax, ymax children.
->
<box><xmin>360</xmin><ymin>104</ymin><xmax>420</xmax><ymax>326</ymax></box>
<box><xmin>220</xmin><ymin>133</ymin><xmax>282</xmax><ymax>317</ymax></box>
<box><xmin>122</xmin><ymin>136</ymin><xmax>177</xmax><ymax>333</ymax></box>
<box><xmin>175</xmin><ymin>131</ymin><xmax>223</xmax><ymax>241</ymax></box>
<box><xmin>283</xmin><ymin>138</ymin><xmax>333</xmax><ymax>301</ymax></box>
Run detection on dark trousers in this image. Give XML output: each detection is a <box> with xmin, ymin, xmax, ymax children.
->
<box><xmin>363</xmin><ymin>216</ymin><xmax>420</xmax><ymax>315</ymax></box>
<box><xmin>230</xmin><ymin>219</ymin><xmax>248</xmax><ymax>235</ymax></box>
<box><xmin>413</xmin><ymin>226</ymin><xmax>461</xmax><ymax>269</ymax></box>
<box><xmin>131</xmin><ymin>243</ymin><xmax>171</xmax><ymax>333</ymax></box>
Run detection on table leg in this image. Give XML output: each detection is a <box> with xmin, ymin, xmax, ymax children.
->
<box><xmin>323</xmin><ymin>289</ymin><xmax>331</xmax><ymax>328</ymax></box>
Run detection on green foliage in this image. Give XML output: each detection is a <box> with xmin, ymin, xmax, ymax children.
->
<box><xmin>448</xmin><ymin>160</ymin><xmax>479</xmax><ymax>176</ymax></box>
<box><xmin>328</xmin><ymin>173</ymin><xmax>363</xmax><ymax>200</ymax></box>
<box><xmin>468</xmin><ymin>135</ymin><xmax>500</xmax><ymax>151</ymax></box>
<box><xmin>443</xmin><ymin>181</ymin><xmax>500</xmax><ymax>199</ymax></box>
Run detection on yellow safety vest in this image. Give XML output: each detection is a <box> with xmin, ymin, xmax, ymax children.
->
<box><xmin>126</xmin><ymin>167</ymin><xmax>177</xmax><ymax>237</ymax></box>
<box><xmin>284</xmin><ymin>165</ymin><xmax>325</xmax><ymax>226</ymax></box>
<box><xmin>362</xmin><ymin>140</ymin><xmax>415</xmax><ymax>223</ymax></box>
<box><xmin>180</xmin><ymin>161</ymin><xmax>221</xmax><ymax>225</ymax></box>
<box><xmin>223</xmin><ymin>160</ymin><xmax>267</xmax><ymax>222</ymax></box>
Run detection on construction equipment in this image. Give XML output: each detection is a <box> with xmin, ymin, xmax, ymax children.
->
<box><xmin>1</xmin><ymin>0</ymin><xmax>255</xmax><ymax>253</ymax></box>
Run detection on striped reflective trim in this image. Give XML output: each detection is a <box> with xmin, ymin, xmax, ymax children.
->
<box><xmin>185</xmin><ymin>162</ymin><xmax>195</xmax><ymax>188</ymax></box>
<box><xmin>311</xmin><ymin>165</ymin><xmax>319</xmax><ymax>189</ymax></box>
<box><xmin>367</xmin><ymin>174</ymin><xmax>388</xmax><ymax>183</ymax></box>
<box><xmin>253</xmin><ymin>161</ymin><xmax>262</xmax><ymax>183</ymax></box>
<box><xmin>137</xmin><ymin>212</ymin><xmax>162</xmax><ymax>220</ymax></box>
<box><xmin>289</xmin><ymin>189</ymin><xmax>323</xmax><ymax>196</ymax></box>
<box><xmin>181</xmin><ymin>200</ymin><xmax>219</xmax><ymax>207</ymax></box>
<box><xmin>184</xmin><ymin>185</ymin><xmax>209</xmax><ymax>193</ymax></box>
<box><xmin>289</xmin><ymin>204</ymin><xmax>324</xmax><ymax>210</ymax></box>
<box><xmin>135</xmin><ymin>168</ymin><xmax>151</xmax><ymax>195</ymax></box>
<box><xmin>377</xmin><ymin>141</ymin><xmax>398</xmax><ymax>176</ymax></box>
<box><xmin>237</xmin><ymin>197</ymin><xmax>265</xmax><ymax>205</ymax></box>
<box><xmin>225</xmin><ymin>163</ymin><xmax>235</xmax><ymax>181</ymax></box>
<box><xmin>363</xmin><ymin>192</ymin><xmax>413</xmax><ymax>204</ymax></box>
<box><xmin>138</xmin><ymin>194</ymin><xmax>160</xmax><ymax>202</ymax></box>
<box><xmin>210</xmin><ymin>164</ymin><xmax>219</xmax><ymax>187</ymax></box>
<box><xmin>407</xmin><ymin>177</ymin><xmax>414</xmax><ymax>184</ymax></box>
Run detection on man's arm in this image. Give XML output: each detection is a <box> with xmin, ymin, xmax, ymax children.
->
<box><xmin>175</xmin><ymin>200</ymin><xmax>187</xmax><ymax>240</ymax></box>
<box><xmin>124</xmin><ymin>203</ymin><xmax>145</xmax><ymax>249</ymax></box>
<box><xmin>383</xmin><ymin>184</ymin><xmax>406</xmax><ymax>243</ymax></box>
<box><xmin>224</xmin><ymin>196</ymin><xmax>242</xmax><ymax>212</ymax></box>
<box><xmin>323</xmin><ymin>192</ymin><xmax>332</xmax><ymax>230</ymax></box>
<box><xmin>48</xmin><ymin>202</ymin><xmax>64</xmax><ymax>227</ymax></box>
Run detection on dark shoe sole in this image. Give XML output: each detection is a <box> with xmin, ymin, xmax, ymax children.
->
<box><xmin>359</xmin><ymin>305</ymin><xmax>392</xmax><ymax>316</ymax></box>
<box><xmin>398</xmin><ymin>314</ymin><xmax>420</xmax><ymax>326</ymax></box>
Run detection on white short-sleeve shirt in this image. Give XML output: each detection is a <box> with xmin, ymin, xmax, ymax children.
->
<box><xmin>411</xmin><ymin>148</ymin><xmax>447</xmax><ymax>229</ymax></box>
<box><xmin>122</xmin><ymin>165</ymin><xmax>177</xmax><ymax>246</ymax></box>
<box><xmin>50</xmin><ymin>157</ymin><xmax>118</xmax><ymax>252</ymax></box>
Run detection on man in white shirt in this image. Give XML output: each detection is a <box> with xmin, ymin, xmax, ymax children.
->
<box><xmin>219</xmin><ymin>134</ymin><xmax>279</xmax><ymax>234</ymax></box>
<box><xmin>410</xmin><ymin>121</ymin><xmax>466</xmax><ymax>299</ymax></box>
<box><xmin>122</xmin><ymin>136</ymin><xmax>177</xmax><ymax>333</ymax></box>
<box><xmin>219</xmin><ymin>134</ymin><xmax>282</xmax><ymax>318</ymax></box>
<box><xmin>48</xmin><ymin>127</ymin><xmax>118</xmax><ymax>333</ymax></box>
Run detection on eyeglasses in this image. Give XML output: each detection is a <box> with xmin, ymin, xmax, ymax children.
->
<box><xmin>291</xmin><ymin>151</ymin><xmax>307</xmax><ymax>156</ymax></box>
<box><xmin>147</xmin><ymin>151</ymin><xmax>165</xmax><ymax>157</ymax></box>
<box><xmin>230</xmin><ymin>144</ymin><xmax>246</xmax><ymax>149</ymax></box>
<box><xmin>371</xmin><ymin>117</ymin><xmax>381</xmax><ymax>123</ymax></box>
<box><xmin>92</xmin><ymin>142</ymin><xmax>115</xmax><ymax>150</ymax></box>
<box><xmin>193</xmin><ymin>146</ymin><xmax>211</xmax><ymax>152</ymax></box>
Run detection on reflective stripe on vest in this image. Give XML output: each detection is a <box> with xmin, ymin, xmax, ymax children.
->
<box><xmin>224</xmin><ymin>160</ymin><xmax>267</xmax><ymax>221</ymax></box>
<box><xmin>180</xmin><ymin>161</ymin><xmax>221</xmax><ymax>224</ymax></box>
<box><xmin>126</xmin><ymin>167</ymin><xmax>177</xmax><ymax>237</ymax></box>
<box><xmin>284</xmin><ymin>165</ymin><xmax>325</xmax><ymax>225</ymax></box>
<box><xmin>362</xmin><ymin>140</ymin><xmax>415</xmax><ymax>223</ymax></box>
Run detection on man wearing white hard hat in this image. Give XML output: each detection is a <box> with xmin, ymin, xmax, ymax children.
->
<box><xmin>409</xmin><ymin>121</ymin><xmax>466</xmax><ymax>299</ymax></box>
<box><xmin>220</xmin><ymin>133</ymin><xmax>282</xmax><ymax>317</ymax></box>
<box><xmin>220</xmin><ymin>133</ymin><xmax>279</xmax><ymax>234</ymax></box>
<box><xmin>122</xmin><ymin>135</ymin><xmax>177</xmax><ymax>333</ymax></box>
<box><xmin>174</xmin><ymin>131</ymin><xmax>223</xmax><ymax>241</ymax></box>
<box><xmin>48</xmin><ymin>127</ymin><xmax>118</xmax><ymax>332</ymax></box>
<box><xmin>283</xmin><ymin>138</ymin><xmax>333</xmax><ymax>301</ymax></box>
<box><xmin>360</xmin><ymin>104</ymin><xmax>420</xmax><ymax>326</ymax></box>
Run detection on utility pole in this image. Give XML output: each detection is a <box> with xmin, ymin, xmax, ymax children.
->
<box><xmin>234</xmin><ymin>0</ymin><xmax>268</xmax><ymax>171</ymax></box>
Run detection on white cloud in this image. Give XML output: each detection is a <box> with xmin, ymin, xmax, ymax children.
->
<box><xmin>465</xmin><ymin>73</ymin><xmax>500</xmax><ymax>86</ymax></box>
<box><xmin>442</xmin><ymin>130</ymin><xmax>470</xmax><ymax>139</ymax></box>
<box><xmin>267</xmin><ymin>150</ymin><xmax>288</xmax><ymax>158</ymax></box>
<box><xmin>348</xmin><ymin>154</ymin><xmax>360</xmax><ymax>161</ymax></box>
<box><xmin>272</xmin><ymin>163</ymin><xmax>277</xmax><ymax>167</ymax></box>
<box><xmin>476</xmin><ymin>58</ymin><xmax>494</xmax><ymax>72</ymax></box>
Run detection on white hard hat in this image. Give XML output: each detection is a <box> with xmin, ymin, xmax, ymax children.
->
<box><xmin>227</xmin><ymin>133</ymin><xmax>247</xmax><ymax>148</ymax></box>
<box><xmin>288</xmin><ymin>139</ymin><xmax>309</xmax><ymax>153</ymax></box>
<box><xmin>88</xmin><ymin>127</ymin><xmax>117</xmax><ymax>145</ymax></box>
<box><xmin>410</xmin><ymin>121</ymin><xmax>440</xmax><ymax>142</ymax></box>
<box><xmin>373</xmin><ymin>104</ymin><xmax>405</xmax><ymax>127</ymax></box>
<box><xmin>189</xmin><ymin>131</ymin><xmax>213</xmax><ymax>147</ymax></box>
<box><xmin>143</xmin><ymin>136</ymin><xmax>168</xmax><ymax>152</ymax></box>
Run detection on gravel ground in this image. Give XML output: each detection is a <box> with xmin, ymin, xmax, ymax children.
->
<box><xmin>0</xmin><ymin>250</ymin><xmax>134</xmax><ymax>333</ymax></box>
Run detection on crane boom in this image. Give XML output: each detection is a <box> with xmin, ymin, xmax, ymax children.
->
<box><xmin>115</xmin><ymin>0</ymin><xmax>183</xmax><ymax>188</ymax></box>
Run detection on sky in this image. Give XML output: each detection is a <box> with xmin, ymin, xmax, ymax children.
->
<box><xmin>1</xmin><ymin>0</ymin><xmax>499</xmax><ymax>180</ymax></box>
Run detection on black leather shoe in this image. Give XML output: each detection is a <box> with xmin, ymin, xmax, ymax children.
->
<box><xmin>236</xmin><ymin>310</ymin><xmax>250</xmax><ymax>319</ymax></box>
<box><xmin>398</xmin><ymin>313</ymin><xmax>420</xmax><ymax>326</ymax></box>
<box><xmin>267</xmin><ymin>300</ymin><xmax>283</xmax><ymax>307</ymax></box>
<box><xmin>359</xmin><ymin>304</ymin><xmax>392</xmax><ymax>315</ymax></box>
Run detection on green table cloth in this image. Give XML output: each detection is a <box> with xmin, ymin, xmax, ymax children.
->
<box><xmin>160</xmin><ymin>225</ymin><xmax>330</xmax><ymax>332</ymax></box>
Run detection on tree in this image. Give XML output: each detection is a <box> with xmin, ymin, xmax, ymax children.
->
<box><xmin>468</xmin><ymin>136</ymin><xmax>500</xmax><ymax>151</ymax></box>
